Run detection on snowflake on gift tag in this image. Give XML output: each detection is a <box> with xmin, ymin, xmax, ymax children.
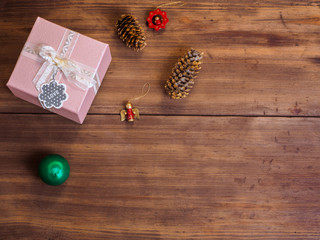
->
<box><xmin>38</xmin><ymin>80</ymin><xmax>68</xmax><ymax>109</ymax></box>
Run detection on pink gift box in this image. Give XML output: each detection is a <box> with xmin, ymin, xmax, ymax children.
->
<box><xmin>7</xmin><ymin>17</ymin><xmax>112</xmax><ymax>124</ymax></box>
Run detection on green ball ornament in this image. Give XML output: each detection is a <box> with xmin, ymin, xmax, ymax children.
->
<box><xmin>38</xmin><ymin>154</ymin><xmax>70</xmax><ymax>186</ymax></box>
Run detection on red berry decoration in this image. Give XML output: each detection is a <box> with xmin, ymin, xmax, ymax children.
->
<box><xmin>147</xmin><ymin>9</ymin><xmax>169</xmax><ymax>31</ymax></box>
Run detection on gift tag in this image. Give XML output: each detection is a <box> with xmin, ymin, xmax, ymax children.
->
<box><xmin>38</xmin><ymin>79</ymin><xmax>68</xmax><ymax>109</ymax></box>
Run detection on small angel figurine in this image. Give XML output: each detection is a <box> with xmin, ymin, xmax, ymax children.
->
<box><xmin>120</xmin><ymin>83</ymin><xmax>150</xmax><ymax>122</ymax></box>
<box><xmin>120</xmin><ymin>101</ymin><xmax>140</xmax><ymax>122</ymax></box>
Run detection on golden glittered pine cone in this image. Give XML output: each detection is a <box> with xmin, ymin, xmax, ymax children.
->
<box><xmin>116</xmin><ymin>14</ymin><xmax>146</xmax><ymax>51</ymax></box>
<box><xmin>165</xmin><ymin>49</ymin><xmax>204</xmax><ymax>99</ymax></box>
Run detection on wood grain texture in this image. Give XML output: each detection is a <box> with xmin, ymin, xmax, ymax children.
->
<box><xmin>0</xmin><ymin>115</ymin><xmax>320</xmax><ymax>239</ymax></box>
<box><xmin>1</xmin><ymin>0</ymin><xmax>320</xmax><ymax>239</ymax></box>
<box><xmin>1</xmin><ymin>0</ymin><xmax>320</xmax><ymax>116</ymax></box>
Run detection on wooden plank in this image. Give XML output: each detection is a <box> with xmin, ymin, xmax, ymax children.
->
<box><xmin>0</xmin><ymin>114</ymin><xmax>319</xmax><ymax>239</ymax></box>
<box><xmin>1</xmin><ymin>0</ymin><xmax>320</xmax><ymax>116</ymax></box>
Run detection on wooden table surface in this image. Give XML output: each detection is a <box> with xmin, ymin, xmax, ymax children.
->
<box><xmin>1</xmin><ymin>0</ymin><xmax>320</xmax><ymax>239</ymax></box>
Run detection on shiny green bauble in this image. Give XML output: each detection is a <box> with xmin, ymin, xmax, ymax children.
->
<box><xmin>38</xmin><ymin>154</ymin><xmax>70</xmax><ymax>186</ymax></box>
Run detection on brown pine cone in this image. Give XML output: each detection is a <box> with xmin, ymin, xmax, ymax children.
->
<box><xmin>116</xmin><ymin>14</ymin><xmax>146</xmax><ymax>51</ymax></box>
<box><xmin>165</xmin><ymin>49</ymin><xmax>203</xmax><ymax>99</ymax></box>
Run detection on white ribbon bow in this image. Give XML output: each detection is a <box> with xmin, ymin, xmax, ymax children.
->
<box><xmin>33</xmin><ymin>45</ymin><xmax>96</xmax><ymax>91</ymax></box>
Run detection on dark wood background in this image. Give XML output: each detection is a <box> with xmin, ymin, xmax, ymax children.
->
<box><xmin>1</xmin><ymin>0</ymin><xmax>320</xmax><ymax>239</ymax></box>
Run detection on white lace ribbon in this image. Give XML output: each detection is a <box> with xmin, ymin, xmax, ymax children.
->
<box><xmin>34</xmin><ymin>45</ymin><xmax>96</xmax><ymax>91</ymax></box>
<box><xmin>22</xmin><ymin>30</ymin><xmax>100</xmax><ymax>94</ymax></box>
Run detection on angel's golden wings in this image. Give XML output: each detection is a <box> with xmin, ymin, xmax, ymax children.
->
<box><xmin>120</xmin><ymin>109</ymin><xmax>127</xmax><ymax>121</ymax></box>
<box><xmin>132</xmin><ymin>108</ymin><xmax>140</xmax><ymax>119</ymax></box>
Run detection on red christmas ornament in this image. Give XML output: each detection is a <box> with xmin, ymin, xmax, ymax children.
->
<box><xmin>147</xmin><ymin>8</ymin><xmax>169</xmax><ymax>31</ymax></box>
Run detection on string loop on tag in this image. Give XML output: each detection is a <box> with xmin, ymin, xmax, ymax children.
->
<box><xmin>128</xmin><ymin>83</ymin><xmax>150</xmax><ymax>102</ymax></box>
<box><xmin>52</xmin><ymin>65</ymin><xmax>58</xmax><ymax>80</ymax></box>
<box><xmin>156</xmin><ymin>1</ymin><xmax>185</xmax><ymax>10</ymax></box>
